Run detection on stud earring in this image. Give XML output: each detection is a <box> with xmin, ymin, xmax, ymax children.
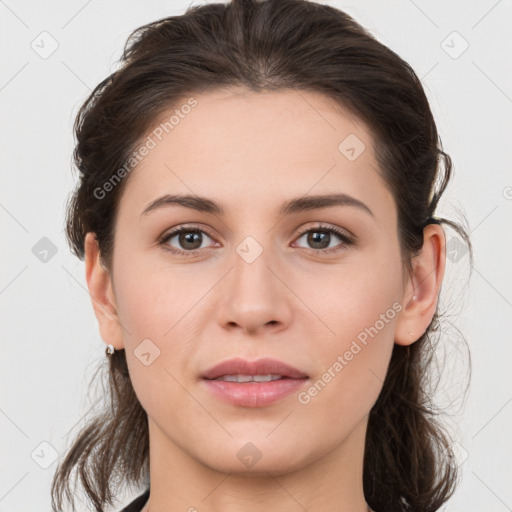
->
<box><xmin>106</xmin><ymin>344</ymin><xmax>115</xmax><ymax>356</ymax></box>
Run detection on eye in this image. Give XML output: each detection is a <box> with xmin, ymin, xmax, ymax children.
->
<box><xmin>158</xmin><ymin>223</ymin><xmax>355</xmax><ymax>257</ymax></box>
<box><xmin>158</xmin><ymin>225</ymin><xmax>217</xmax><ymax>256</ymax></box>
<box><xmin>293</xmin><ymin>224</ymin><xmax>354</xmax><ymax>254</ymax></box>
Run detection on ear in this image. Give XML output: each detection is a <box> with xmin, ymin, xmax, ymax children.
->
<box><xmin>395</xmin><ymin>223</ymin><xmax>446</xmax><ymax>345</ymax></box>
<box><xmin>84</xmin><ymin>232</ymin><xmax>124</xmax><ymax>350</ymax></box>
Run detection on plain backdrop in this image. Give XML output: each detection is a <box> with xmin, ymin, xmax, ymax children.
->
<box><xmin>1</xmin><ymin>1</ymin><xmax>511</xmax><ymax>511</ymax></box>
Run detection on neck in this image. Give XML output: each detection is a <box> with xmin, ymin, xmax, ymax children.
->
<box><xmin>141</xmin><ymin>415</ymin><xmax>371</xmax><ymax>512</ymax></box>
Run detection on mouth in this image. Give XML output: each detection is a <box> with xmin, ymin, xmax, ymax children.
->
<box><xmin>206</xmin><ymin>374</ymin><xmax>293</xmax><ymax>382</ymax></box>
<box><xmin>201</xmin><ymin>357</ymin><xmax>309</xmax><ymax>380</ymax></box>
<box><xmin>200</xmin><ymin>357</ymin><xmax>309</xmax><ymax>407</ymax></box>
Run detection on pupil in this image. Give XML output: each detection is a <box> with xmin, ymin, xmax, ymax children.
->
<box><xmin>180</xmin><ymin>231</ymin><xmax>201</xmax><ymax>249</ymax></box>
<box><xmin>309</xmin><ymin>231</ymin><xmax>329</xmax><ymax>249</ymax></box>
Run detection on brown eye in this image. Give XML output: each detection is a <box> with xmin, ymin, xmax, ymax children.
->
<box><xmin>294</xmin><ymin>224</ymin><xmax>354</xmax><ymax>254</ymax></box>
<box><xmin>159</xmin><ymin>226</ymin><xmax>216</xmax><ymax>255</ymax></box>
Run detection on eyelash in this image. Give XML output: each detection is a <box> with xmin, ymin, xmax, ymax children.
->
<box><xmin>158</xmin><ymin>223</ymin><xmax>355</xmax><ymax>257</ymax></box>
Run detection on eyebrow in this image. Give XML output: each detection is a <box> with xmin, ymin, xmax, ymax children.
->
<box><xmin>140</xmin><ymin>192</ymin><xmax>374</xmax><ymax>219</ymax></box>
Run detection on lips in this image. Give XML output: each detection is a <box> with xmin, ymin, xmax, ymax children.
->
<box><xmin>201</xmin><ymin>357</ymin><xmax>309</xmax><ymax>380</ymax></box>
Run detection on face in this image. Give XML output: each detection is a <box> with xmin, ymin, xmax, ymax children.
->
<box><xmin>98</xmin><ymin>88</ymin><xmax>413</xmax><ymax>475</ymax></box>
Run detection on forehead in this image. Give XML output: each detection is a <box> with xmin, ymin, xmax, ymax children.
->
<box><xmin>117</xmin><ymin>87</ymin><xmax>395</xmax><ymax>223</ymax></box>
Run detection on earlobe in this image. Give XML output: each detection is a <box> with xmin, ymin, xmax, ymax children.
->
<box><xmin>395</xmin><ymin>224</ymin><xmax>446</xmax><ymax>346</ymax></box>
<box><xmin>84</xmin><ymin>232</ymin><xmax>124</xmax><ymax>350</ymax></box>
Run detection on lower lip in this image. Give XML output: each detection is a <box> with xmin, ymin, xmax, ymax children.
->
<box><xmin>201</xmin><ymin>378</ymin><xmax>309</xmax><ymax>407</ymax></box>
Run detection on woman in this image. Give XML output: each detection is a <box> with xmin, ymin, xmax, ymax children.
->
<box><xmin>51</xmin><ymin>0</ymin><xmax>472</xmax><ymax>511</ymax></box>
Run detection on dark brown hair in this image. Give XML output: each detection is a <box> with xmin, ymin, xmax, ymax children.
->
<box><xmin>52</xmin><ymin>1</ymin><xmax>473</xmax><ymax>511</ymax></box>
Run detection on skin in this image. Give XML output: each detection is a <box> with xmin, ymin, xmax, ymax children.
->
<box><xmin>84</xmin><ymin>87</ymin><xmax>445</xmax><ymax>512</ymax></box>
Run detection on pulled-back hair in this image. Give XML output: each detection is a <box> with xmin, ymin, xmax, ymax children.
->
<box><xmin>52</xmin><ymin>1</ymin><xmax>473</xmax><ymax>510</ymax></box>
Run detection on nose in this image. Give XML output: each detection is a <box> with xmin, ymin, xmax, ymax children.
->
<box><xmin>216</xmin><ymin>243</ymin><xmax>292</xmax><ymax>336</ymax></box>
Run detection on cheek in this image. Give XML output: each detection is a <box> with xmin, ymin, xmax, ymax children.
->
<box><xmin>111</xmin><ymin>259</ymin><xmax>214</xmax><ymax>397</ymax></box>
<box><xmin>112</xmin><ymin>256</ymin><xmax>209</xmax><ymax>338</ymax></box>
<box><xmin>298</xmin><ymin>254</ymin><xmax>402</xmax><ymax>345</ymax></box>
<box><xmin>297</xmin><ymin>256</ymin><xmax>401</xmax><ymax>406</ymax></box>
<box><xmin>298</xmin><ymin>290</ymin><xmax>398</xmax><ymax>431</ymax></box>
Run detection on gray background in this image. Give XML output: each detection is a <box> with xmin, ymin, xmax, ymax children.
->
<box><xmin>1</xmin><ymin>0</ymin><xmax>511</xmax><ymax>510</ymax></box>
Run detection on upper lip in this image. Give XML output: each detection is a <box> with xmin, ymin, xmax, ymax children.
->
<box><xmin>201</xmin><ymin>357</ymin><xmax>309</xmax><ymax>380</ymax></box>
